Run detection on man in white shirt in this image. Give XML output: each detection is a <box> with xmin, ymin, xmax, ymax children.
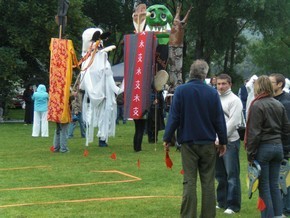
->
<box><xmin>215</xmin><ymin>74</ymin><xmax>243</xmax><ymax>214</ymax></box>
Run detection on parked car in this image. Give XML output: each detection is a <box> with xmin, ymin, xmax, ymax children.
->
<box><xmin>11</xmin><ymin>94</ymin><xmax>24</xmax><ymax>108</ymax></box>
<box><xmin>9</xmin><ymin>87</ymin><xmax>25</xmax><ymax>109</ymax></box>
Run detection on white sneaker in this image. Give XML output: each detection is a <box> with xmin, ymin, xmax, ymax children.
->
<box><xmin>224</xmin><ymin>208</ymin><xmax>235</xmax><ymax>214</ymax></box>
<box><xmin>216</xmin><ymin>205</ymin><xmax>221</xmax><ymax>209</ymax></box>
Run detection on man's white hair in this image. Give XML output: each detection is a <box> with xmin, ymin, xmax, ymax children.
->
<box><xmin>189</xmin><ymin>59</ymin><xmax>209</xmax><ymax>80</ymax></box>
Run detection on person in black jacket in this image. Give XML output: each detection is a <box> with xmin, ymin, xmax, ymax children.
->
<box><xmin>245</xmin><ymin>75</ymin><xmax>290</xmax><ymax>218</ymax></box>
<box><xmin>269</xmin><ymin>73</ymin><xmax>290</xmax><ymax>217</ymax></box>
<box><xmin>23</xmin><ymin>84</ymin><xmax>34</xmax><ymax>125</ymax></box>
<box><xmin>146</xmin><ymin>90</ymin><xmax>165</xmax><ymax>143</ymax></box>
<box><xmin>238</xmin><ymin>79</ymin><xmax>248</xmax><ymax>119</ymax></box>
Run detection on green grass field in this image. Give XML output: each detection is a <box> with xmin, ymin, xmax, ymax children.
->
<box><xmin>0</xmin><ymin>109</ymin><xmax>260</xmax><ymax>217</ymax></box>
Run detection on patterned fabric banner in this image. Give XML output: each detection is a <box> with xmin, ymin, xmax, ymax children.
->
<box><xmin>124</xmin><ymin>32</ymin><xmax>157</xmax><ymax>119</ymax></box>
<box><xmin>48</xmin><ymin>38</ymin><xmax>75</xmax><ymax>123</ymax></box>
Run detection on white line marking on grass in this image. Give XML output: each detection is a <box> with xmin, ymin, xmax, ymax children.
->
<box><xmin>1</xmin><ymin>169</ymin><xmax>179</xmax><ymax>209</ymax></box>
<box><xmin>0</xmin><ymin>170</ymin><xmax>141</xmax><ymax>191</ymax></box>
<box><xmin>0</xmin><ymin>166</ymin><xmax>50</xmax><ymax>171</ymax></box>
<box><xmin>0</xmin><ymin>196</ymin><xmax>181</xmax><ymax>208</ymax></box>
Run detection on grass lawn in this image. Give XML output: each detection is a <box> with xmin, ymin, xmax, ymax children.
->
<box><xmin>4</xmin><ymin>108</ymin><xmax>25</xmax><ymax>121</ymax></box>
<box><xmin>0</xmin><ymin>109</ymin><xmax>260</xmax><ymax>217</ymax></box>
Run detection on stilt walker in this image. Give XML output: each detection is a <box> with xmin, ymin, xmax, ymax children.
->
<box><xmin>48</xmin><ymin>0</ymin><xmax>78</xmax><ymax>153</ymax></box>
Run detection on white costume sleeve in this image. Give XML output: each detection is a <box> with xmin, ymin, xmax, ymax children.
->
<box><xmin>245</xmin><ymin>75</ymin><xmax>258</xmax><ymax>117</ymax></box>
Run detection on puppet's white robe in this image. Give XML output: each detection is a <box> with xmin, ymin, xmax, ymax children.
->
<box><xmin>80</xmin><ymin>51</ymin><xmax>123</xmax><ymax>146</ymax></box>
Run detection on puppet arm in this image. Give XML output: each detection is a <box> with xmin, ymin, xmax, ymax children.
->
<box><xmin>101</xmin><ymin>45</ymin><xmax>116</xmax><ymax>53</ymax></box>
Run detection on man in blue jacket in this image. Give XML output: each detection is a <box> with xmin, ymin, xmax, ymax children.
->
<box><xmin>163</xmin><ymin>59</ymin><xmax>227</xmax><ymax>218</ymax></box>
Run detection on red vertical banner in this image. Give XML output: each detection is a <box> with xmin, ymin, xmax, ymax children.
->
<box><xmin>123</xmin><ymin>32</ymin><xmax>156</xmax><ymax>119</ymax></box>
<box><xmin>130</xmin><ymin>32</ymin><xmax>147</xmax><ymax>119</ymax></box>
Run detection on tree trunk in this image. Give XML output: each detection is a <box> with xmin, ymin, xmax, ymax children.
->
<box><xmin>195</xmin><ymin>35</ymin><xmax>204</xmax><ymax>59</ymax></box>
<box><xmin>224</xmin><ymin>48</ymin><xmax>229</xmax><ymax>73</ymax></box>
<box><xmin>229</xmin><ymin>39</ymin><xmax>236</xmax><ymax>73</ymax></box>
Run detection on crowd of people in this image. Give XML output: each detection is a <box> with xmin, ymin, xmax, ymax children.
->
<box><xmin>245</xmin><ymin>75</ymin><xmax>289</xmax><ymax>217</ymax></box>
<box><xmin>163</xmin><ymin>66</ymin><xmax>290</xmax><ymax>218</ymax></box>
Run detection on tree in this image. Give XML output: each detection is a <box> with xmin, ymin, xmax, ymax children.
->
<box><xmin>82</xmin><ymin>0</ymin><xmax>136</xmax><ymax>65</ymax></box>
<box><xmin>248</xmin><ymin>1</ymin><xmax>290</xmax><ymax>77</ymax></box>
<box><xmin>0</xmin><ymin>0</ymin><xmax>92</xmax><ymax>107</ymax></box>
<box><xmin>250</xmin><ymin>38</ymin><xmax>290</xmax><ymax>76</ymax></box>
<box><xmin>181</xmin><ymin>0</ymin><xmax>290</xmax><ymax>89</ymax></box>
<box><xmin>1</xmin><ymin>0</ymin><xmax>290</xmax><ymax>107</ymax></box>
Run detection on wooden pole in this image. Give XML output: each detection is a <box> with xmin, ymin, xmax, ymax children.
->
<box><xmin>59</xmin><ymin>25</ymin><xmax>62</xmax><ymax>39</ymax></box>
<box><xmin>137</xmin><ymin>14</ymin><xmax>140</xmax><ymax>33</ymax></box>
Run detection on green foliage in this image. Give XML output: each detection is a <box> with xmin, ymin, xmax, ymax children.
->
<box><xmin>82</xmin><ymin>0</ymin><xmax>137</xmax><ymax>65</ymax></box>
<box><xmin>83</xmin><ymin>0</ymin><xmax>123</xmax><ymax>30</ymax></box>
<box><xmin>184</xmin><ymin>0</ymin><xmax>290</xmax><ymax>86</ymax></box>
<box><xmin>1</xmin><ymin>0</ymin><xmax>290</xmax><ymax>96</ymax></box>
<box><xmin>0</xmin><ymin>47</ymin><xmax>26</xmax><ymax>109</ymax></box>
<box><xmin>0</xmin><ymin>47</ymin><xmax>26</xmax><ymax>79</ymax></box>
<box><xmin>65</xmin><ymin>0</ymin><xmax>94</xmax><ymax>53</ymax></box>
<box><xmin>250</xmin><ymin>38</ymin><xmax>290</xmax><ymax>77</ymax></box>
<box><xmin>0</xmin><ymin>0</ymin><xmax>92</xmax><ymax>101</ymax></box>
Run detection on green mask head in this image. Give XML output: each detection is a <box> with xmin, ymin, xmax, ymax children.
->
<box><xmin>145</xmin><ymin>4</ymin><xmax>173</xmax><ymax>45</ymax></box>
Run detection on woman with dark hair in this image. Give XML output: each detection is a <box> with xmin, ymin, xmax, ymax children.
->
<box><xmin>210</xmin><ymin>76</ymin><xmax>217</xmax><ymax>89</ymax></box>
<box><xmin>245</xmin><ymin>75</ymin><xmax>290</xmax><ymax>218</ymax></box>
<box><xmin>23</xmin><ymin>84</ymin><xmax>34</xmax><ymax>125</ymax></box>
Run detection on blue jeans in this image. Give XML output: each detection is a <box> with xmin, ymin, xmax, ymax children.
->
<box><xmin>283</xmin><ymin>187</ymin><xmax>290</xmax><ymax>215</ymax></box>
<box><xmin>68</xmin><ymin>112</ymin><xmax>85</xmax><ymax>138</ymax></box>
<box><xmin>215</xmin><ymin>139</ymin><xmax>241</xmax><ymax>212</ymax></box>
<box><xmin>256</xmin><ymin>143</ymin><xmax>283</xmax><ymax>218</ymax></box>
<box><xmin>53</xmin><ymin>123</ymin><xmax>69</xmax><ymax>152</ymax></box>
<box><xmin>116</xmin><ymin>105</ymin><xmax>126</xmax><ymax>124</ymax></box>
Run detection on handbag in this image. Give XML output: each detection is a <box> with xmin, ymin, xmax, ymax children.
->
<box><xmin>237</xmin><ymin>112</ymin><xmax>246</xmax><ymax>141</ymax></box>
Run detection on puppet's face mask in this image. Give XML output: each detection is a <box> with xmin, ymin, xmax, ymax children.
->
<box><xmin>145</xmin><ymin>4</ymin><xmax>173</xmax><ymax>33</ymax></box>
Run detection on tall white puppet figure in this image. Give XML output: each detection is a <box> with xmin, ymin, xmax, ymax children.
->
<box><xmin>79</xmin><ymin>28</ymin><xmax>124</xmax><ymax>147</ymax></box>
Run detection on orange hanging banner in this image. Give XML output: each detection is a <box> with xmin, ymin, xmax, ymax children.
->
<box><xmin>48</xmin><ymin>38</ymin><xmax>76</xmax><ymax>123</ymax></box>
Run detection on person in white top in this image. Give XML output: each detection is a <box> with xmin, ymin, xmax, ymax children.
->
<box><xmin>245</xmin><ymin>75</ymin><xmax>258</xmax><ymax>118</ymax></box>
<box><xmin>215</xmin><ymin>74</ymin><xmax>243</xmax><ymax>215</ymax></box>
